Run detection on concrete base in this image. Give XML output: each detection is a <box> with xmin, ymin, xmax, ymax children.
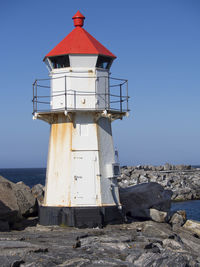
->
<box><xmin>39</xmin><ymin>206</ymin><xmax>124</xmax><ymax>228</ymax></box>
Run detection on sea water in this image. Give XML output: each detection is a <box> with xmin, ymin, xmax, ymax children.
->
<box><xmin>0</xmin><ymin>168</ymin><xmax>199</xmax><ymax>221</ymax></box>
<box><xmin>0</xmin><ymin>168</ymin><xmax>46</xmax><ymax>187</ymax></box>
<box><xmin>171</xmin><ymin>200</ymin><xmax>200</xmax><ymax>221</ymax></box>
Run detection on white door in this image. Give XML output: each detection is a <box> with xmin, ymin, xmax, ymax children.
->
<box><xmin>71</xmin><ymin>151</ymin><xmax>97</xmax><ymax>206</ymax></box>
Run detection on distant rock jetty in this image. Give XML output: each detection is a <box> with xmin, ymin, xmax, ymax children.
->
<box><xmin>118</xmin><ymin>164</ymin><xmax>200</xmax><ymax>201</ymax></box>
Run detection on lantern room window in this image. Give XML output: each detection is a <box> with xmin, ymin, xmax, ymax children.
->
<box><xmin>49</xmin><ymin>55</ymin><xmax>70</xmax><ymax>69</ymax></box>
<box><xmin>96</xmin><ymin>56</ymin><xmax>112</xmax><ymax>70</ymax></box>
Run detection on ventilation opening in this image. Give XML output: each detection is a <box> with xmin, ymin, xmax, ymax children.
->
<box><xmin>49</xmin><ymin>55</ymin><xmax>70</xmax><ymax>69</ymax></box>
<box><xmin>96</xmin><ymin>56</ymin><xmax>112</xmax><ymax>69</ymax></box>
<box><xmin>113</xmin><ymin>164</ymin><xmax>120</xmax><ymax>176</ymax></box>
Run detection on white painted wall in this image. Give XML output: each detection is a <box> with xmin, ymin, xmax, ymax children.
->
<box><xmin>96</xmin><ymin>69</ymin><xmax>109</xmax><ymax>110</ymax></box>
<box><xmin>69</xmin><ymin>54</ymin><xmax>97</xmax><ymax>68</ymax></box>
<box><xmin>44</xmin><ymin>115</ymin><xmax>72</xmax><ymax>206</ymax></box>
<box><xmin>44</xmin><ymin>113</ymin><xmax>120</xmax><ymax>207</ymax></box>
<box><xmin>44</xmin><ymin>55</ymin><xmax>120</xmax><ymax>208</ymax></box>
<box><xmin>97</xmin><ymin>117</ymin><xmax>120</xmax><ymax>205</ymax></box>
<box><xmin>50</xmin><ymin>69</ymin><xmax>97</xmax><ymax>110</ymax></box>
<box><xmin>49</xmin><ymin>55</ymin><xmax>110</xmax><ymax>111</ymax></box>
<box><xmin>72</xmin><ymin>112</ymin><xmax>98</xmax><ymax>150</ymax></box>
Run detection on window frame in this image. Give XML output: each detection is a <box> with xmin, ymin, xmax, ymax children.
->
<box><xmin>48</xmin><ymin>55</ymin><xmax>70</xmax><ymax>69</ymax></box>
<box><xmin>96</xmin><ymin>55</ymin><xmax>113</xmax><ymax>70</ymax></box>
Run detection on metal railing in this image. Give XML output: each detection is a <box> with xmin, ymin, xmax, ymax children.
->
<box><xmin>32</xmin><ymin>74</ymin><xmax>129</xmax><ymax>114</ymax></box>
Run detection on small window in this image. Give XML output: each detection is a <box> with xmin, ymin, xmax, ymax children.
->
<box><xmin>49</xmin><ymin>55</ymin><xmax>70</xmax><ymax>69</ymax></box>
<box><xmin>113</xmin><ymin>164</ymin><xmax>120</xmax><ymax>176</ymax></box>
<box><xmin>96</xmin><ymin>56</ymin><xmax>112</xmax><ymax>69</ymax></box>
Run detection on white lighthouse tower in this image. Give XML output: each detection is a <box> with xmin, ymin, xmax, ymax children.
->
<box><xmin>33</xmin><ymin>11</ymin><xmax>129</xmax><ymax>228</ymax></box>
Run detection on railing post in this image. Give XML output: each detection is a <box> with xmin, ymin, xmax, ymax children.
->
<box><xmin>105</xmin><ymin>76</ymin><xmax>107</xmax><ymax>109</ymax></box>
<box><xmin>65</xmin><ymin>76</ymin><xmax>67</xmax><ymax>111</ymax></box>
<box><xmin>96</xmin><ymin>77</ymin><xmax>99</xmax><ymax>110</ymax></box>
<box><xmin>108</xmin><ymin>76</ymin><xmax>110</xmax><ymax>110</ymax></box>
<box><xmin>120</xmin><ymin>84</ymin><xmax>122</xmax><ymax>112</ymax></box>
<box><xmin>95</xmin><ymin>77</ymin><xmax>97</xmax><ymax>110</ymax></box>
<box><xmin>32</xmin><ymin>82</ymin><xmax>35</xmax><ymax>114</ymax></box>
<box><xmin>35</xmin><ymin>80</ymin><xmax>37</xmax><ymax>112</ymax></box>
<box><xmin>126</xmin><ymin>80</ymin><xmax>128</xmax><ymax>112</ymax></box>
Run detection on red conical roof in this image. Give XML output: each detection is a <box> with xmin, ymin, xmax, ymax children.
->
<box><xmin>44</xmin><ymin>11</ymin><xmax>116</xmax><ymax>60</ymax></box>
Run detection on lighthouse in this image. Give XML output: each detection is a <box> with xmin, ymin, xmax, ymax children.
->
<box><xmin>33</xmin><ymin>11</ymin><xmax>129</xmax><ymax>228</ymax></box>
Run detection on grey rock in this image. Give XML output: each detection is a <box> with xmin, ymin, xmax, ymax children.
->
<box><xmin>170</xmin><ymin>210</ymin><xmax>187</xmax><ymax>229</ymax></box>
<box><xmin>119</xmin><ymin>182</ymin><xmax>172</xmax><ymax>219</ymax></box>
<box><xmin>133</xmin><ymin>251</ymin><xmax>190</xmax><ymax>267</ymax></box>
<box><xmin>149</xmin><ymin>209</ymin><xmax>168</xmax><ymax>223</ymax></box>
<box><xmin>0</xmin><ymin>176</ymin><xmax>37</xmax><ymax>229</ymax></box>
<box><xmin>0</xmin><ymin>221</ymin><xmax>9</xmax><ymax>232</ymax></box>
<box><xmin>144</xmin><ymin>242</ymin><xmax>162</xmax><ymax>253</ymax></box>
<box><xmin>0</xmin><ymin>256</ymin><xmax>23</xmax><ymax>267</ymax></box>
<box><xmin>157</xmin><ymin>166</ymin><xmax>164</xmax><ymax>171</ymax></box>
<box><xmin>176</xmin><ymin>164</ymin><xmax>191</xmax><ymax>171</ymax></box>
<box><xmin>13</xmin><ymin>182</ymin><xmax>36</xmax><ymax>217</ymax></box>
<box><xmin>122</xmin><ymin>168</ymin><xmax>132</xmax><ymax>177</ymax></box>
<box><xmin>142</xmin><ymin>221</ymin><xmax>173</xmax><ymax>239</ymax></box>
<box><xmin>178</xmin><ymin>228</ymin><xmax>200</xmax><ymax>255</ymax></box>
<box><xmin>138</xmin><ymin>174</ymin><xmax>149</xmax><ymax>183</ymax></box>
<box><xmin>162</xmin><ymin>238</ymin><xmax>184</xmax><ymax>250</ymax></box>
<box><xmin>0</xmin><ymin>176</ymin><xmax>20</xmax><ymax>223</ymax></box>
<box><xmin>11</xmin><ymin>260</ymin><xmax>25</xmax><ymax>267</ymax></box>
<box><xmin>31</xmin><ymin>184</ymin><xmax>44</xmax><ymax>204</ymax></box>
<box><xmin>0</xmin><ymin>220</ymin><xmax>198</xmax><ymax>266</ymax></box>
<box><xmin>57</xmin><ymin>258</ymin><xmax>90</xmax><ymax>266</ymax></box>
<box><xmin>126</xmin><ymin>249</ymin><xmax>143</xmax><ymax>263</ymax></box>
<box><xmin>164</xmin><ymin>163</ymin><xmax>172</xmax><ymax>171</ymax></box>
<box><xmin>183</xmin><ymin>219</ymin><xmax>200</xmax><ymax>236</ymax></box>
<box><xmin>118</xmin><ymin>165</ymin><xmax>200</xmax><ymax>201</ymax></box>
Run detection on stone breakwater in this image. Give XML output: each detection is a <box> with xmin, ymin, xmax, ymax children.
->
<box><xmin>118</xmin><ymin>164</ymin><xmax>200</xmax><ymax>201</ymax></box>
<box><xmin>0</xmin><ymin>173</ymin><xmax>200</xmax><ymax>265</ymax></box>
<box><xmin>0</xmin><ymin>220</ymin><xmax>200</xmax><ymax>266</ymax></box>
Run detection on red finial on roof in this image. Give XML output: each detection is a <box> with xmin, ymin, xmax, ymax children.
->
<box><xmin>72</xmin><ymin>11</ymin><xmax>85</xmax><ymax>27</ymax></box>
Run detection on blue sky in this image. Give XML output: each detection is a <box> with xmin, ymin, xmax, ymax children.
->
<box><xmin>0</xmin><ymin>0</ymin><xmax>199</xmax><ymax>167</ymax></box>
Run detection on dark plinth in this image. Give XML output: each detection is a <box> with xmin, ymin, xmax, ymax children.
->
<box><xmin>39</xmin><ymin>206</ymin><xmax>124</xmax><ymax>228</ymax></box>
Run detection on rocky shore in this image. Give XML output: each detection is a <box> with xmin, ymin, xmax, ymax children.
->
<box><xmin>0</xmin><ymin>219</ymin><xmax>200</xmax><ymax>266</ymax></box>
<box><xmin>0</xmin><ymin>167</ymin><xmax>200</xmax><ymax>266</ymax></box>
<box><xmin>118</xmin><ymin>164</ymin><xmax>200</xmax><ymax>201</ymax></box>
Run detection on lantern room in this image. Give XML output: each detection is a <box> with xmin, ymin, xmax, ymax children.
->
<box><xmin>41</xmin><ymin>11</ymin><xmax>116</xmax><ymax>112</ymax></box>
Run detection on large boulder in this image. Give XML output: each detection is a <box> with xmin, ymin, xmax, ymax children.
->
<box><xmin>0</xmin><ymin>220</ymin><xmax>9</xmax><ymax>231</ymax></box>
<box><xmin>13</xmin><ymin>181</ymin><xmax>37</xmax><ymax>217</ymax></box>
<box><xmin>149</xmin><ymin>209</ymin><xmax>168</xmax><ymax>223</ymax></box>
<box><xmin>169</xmin><ymin>210</ymin><xmax>187</xmax><ymax>230</ymax></box>
<box><xmin>183</xmin><ymin>220</ymin><xmax>200</xmax><ymax>236</ymax></box>
<box><xmin>31</xmin><ymin>184</ymin><xmax>44</xmax><ymax>205</ymax></box>
<box><xmin>119</xmin><ymin>182</ymin><xmax>172</xmax><ymax>220</ymax></box>
<box><xmin>0</xmin><ymin>176</ymin><xmax>37</xmax><ymax>229</ymax></box>
<box><xmin>164</xmin><ymin>163</ymin><xmax>173</xmax><ymax>171</ymax></box>
<box><xmin>0</xmin><ymin>176</ymin><xmax>20</xmax><ymax>224</ymax></box>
